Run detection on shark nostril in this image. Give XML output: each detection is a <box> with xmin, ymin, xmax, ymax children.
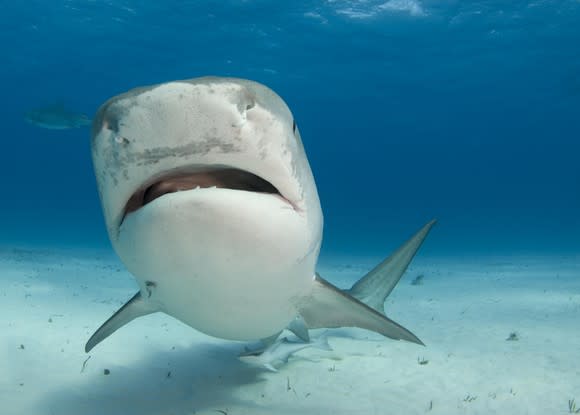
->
<box><xmin>237</xmin><ymin>88</ymin><xmax>256</xmax><ymax>114</ymax></box>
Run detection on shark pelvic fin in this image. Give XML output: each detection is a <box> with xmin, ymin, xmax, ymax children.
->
<box><xmin>85</xmin><ymin>291</ymin><xmax>157</xmax><ymax>352</ymax></box>
<box><xmin>297</xmin><ymin>274</ymin><xmax>424</xmax><ymax>345</ymax></box>
<box><xmin>347</xmin><ymin>219</ymin><xmax>436</xmax><ymax>313</ymax></box>
<box><xmin>260</xmin><ymin>331</ymin><xmax>282</xmax><ymax>346</ymax></box>
<box><xmin>287</xmin><ymin>315</ymin><xmax>310</xmax><ymax>342</ymax></box>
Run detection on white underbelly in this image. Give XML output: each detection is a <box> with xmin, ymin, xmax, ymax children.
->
<box><xmin>114</xmin><ymin>188</ymin><xmax>320</xmax><ymax>340</ymax></box>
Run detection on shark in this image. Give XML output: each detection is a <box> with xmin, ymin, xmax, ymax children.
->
<box><xmin>85</xmin><ymin>76</ymin><xmax>436</xmax><ymax>354</ymax></box>
<box><xmin>24</xmin><ymin>103</ymin><xmax>91</xmax><ymax>130</ymax></box>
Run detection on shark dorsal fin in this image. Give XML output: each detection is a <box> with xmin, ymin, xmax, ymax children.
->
<box><xmin>347</xmin><ymin>219</ymin><xmax>436</xmax><ymax>313</ymax></box>
<box><xmin>46</xmin><ymin>101</ymin><xmax>66</xmax><ymax>111</ymax></box>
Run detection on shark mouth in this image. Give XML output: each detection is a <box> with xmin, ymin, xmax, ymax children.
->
<box><xmin>121</xmin><ymin>167</ymin><xmax>289</xmax><ymax>225</ymax></box>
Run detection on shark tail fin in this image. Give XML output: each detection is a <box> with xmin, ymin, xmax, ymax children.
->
<box><xmin>347</xmin><ymin>219</ymin><xmax>436</xmax><ymax>313</ymax></box>
<box><xmin>85</xmin><ymin>291</ymin><xmax>157</xmax><ymax>352</ymax></box>
<box><xmin>297</xmin><ymin>274</ymin><xmax>424</xmax><ymax>345</ymax></box>
<box><xmin>313</xmin><ymin>332</ymin><xmax>333</xmax><ymax>352</ymax></box>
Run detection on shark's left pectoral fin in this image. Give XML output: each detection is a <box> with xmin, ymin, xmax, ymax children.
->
<box><xmin>297</xmin><ymin>274</ymin><xmax>424</xmax><ymax>345</ymax></box>
<box><xmin>85</xmin><ymin>291</ymin><xmax>158</xmax><ymax>353</ymax></box>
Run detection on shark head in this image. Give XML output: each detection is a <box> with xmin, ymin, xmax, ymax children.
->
<box><xmin>91</xmin><ymin>77</ymin><xmax>323</xmax><ymax>340</ymax></box>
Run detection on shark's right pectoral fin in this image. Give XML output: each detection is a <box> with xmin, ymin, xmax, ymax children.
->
<box><xmin>297</xmin><ymin>274</ymin><xmax>424</xmax><ymax>345</ymax></box>
<box><xmin>85</xmin><ymin>291</ymin><xmax>158</xmax><ymax>353</ymax></box>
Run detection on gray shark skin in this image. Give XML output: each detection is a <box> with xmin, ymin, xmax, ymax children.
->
<box><xmin>24</xmin><ymin>103</ymin><xmax>91</xmax><ymax>130</ymax></box>
<box><xmin>85</xmin><ymin>76</ymin><xmax>435</xmax><ymax>354</ymax></box>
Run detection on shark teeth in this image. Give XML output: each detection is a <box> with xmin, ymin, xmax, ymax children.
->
<box><xmin>122</xmin><ymin>167</ymin><xmax>285</xmax><ymax>223</ymax></box>
<box><xmin>192</xmin><ymin>185</ymin><xmax>217</xmax><ymax>190</ymax></box>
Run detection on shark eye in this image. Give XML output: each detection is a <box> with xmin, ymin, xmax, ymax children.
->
<box><xmin>292</xmin><ymin>120</ymin><xmax>296</xmax><ymax>134</ymax></box>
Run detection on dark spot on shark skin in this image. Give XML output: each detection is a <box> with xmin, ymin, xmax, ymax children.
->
<box><xmin>145</xmin><ymin>280</ymin><xmax>156</xmax><ymax>298</ymax></box>
<box><xmin>106</xmin><ymin>138</ymin><xmax>242</xmax><ymax>174</ymax></box>
<box><xmin>107</xmin><ymin>169</ymin><xmax>118</xmax><ymax>187</ymax></box>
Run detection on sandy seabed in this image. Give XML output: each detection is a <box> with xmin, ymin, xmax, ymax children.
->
<box><xmin>1</xmin><ymin>246</ymin><xmax>579</xmax><ymax>415</ymax></box>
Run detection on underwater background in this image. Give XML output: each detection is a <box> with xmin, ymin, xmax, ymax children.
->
<box><xmin>1</xmin><ymin>0</ymin><xmax>579</xmax><ymax>257</ymax></box>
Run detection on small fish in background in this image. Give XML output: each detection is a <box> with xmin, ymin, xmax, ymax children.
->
<box><xmin>239</xmin><ymin>334</ymin><xmax>333</xmax><ymax>372</ymax></box>
<box><xmin>24</xmin><ymin>103</ymin><xmax>92</xmax><ymax>129</ymax></box>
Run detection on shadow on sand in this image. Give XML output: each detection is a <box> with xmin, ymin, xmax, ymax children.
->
<box><xmin>41</xmin><ymin>341</ymin><xmax>267</xmax><ymax>415</ymax></box>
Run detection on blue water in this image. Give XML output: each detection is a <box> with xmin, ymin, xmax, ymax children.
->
<box><xmin>1</xmin><ymin>0</ymin><xmax>579</xmax><ymax>256</ymax></box>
